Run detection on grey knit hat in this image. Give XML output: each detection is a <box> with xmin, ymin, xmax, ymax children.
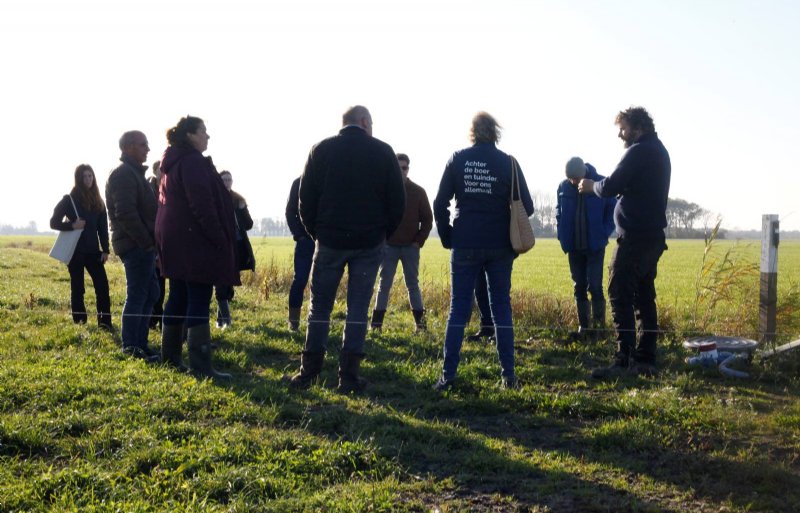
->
<box><xmin>565</xmin><ymin>157</ymin><xmax>587</xmax><ymax>179</ymax></box>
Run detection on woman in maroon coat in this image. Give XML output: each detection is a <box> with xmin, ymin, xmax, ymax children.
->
<box><xmin>155</xmin><ymin>115</ymin><xmax>239</xmax><ymax>379</ymax></box>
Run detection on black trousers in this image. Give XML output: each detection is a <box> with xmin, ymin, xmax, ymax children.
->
<box><xmin>67</xmin><ymin>251</ymin><xmax>112</xmax><ymax>327</ymax></box>
<box><xmin>607</xmin><ymin>236</ymin><xmax>666</xmax><ymax>365</ymax></box>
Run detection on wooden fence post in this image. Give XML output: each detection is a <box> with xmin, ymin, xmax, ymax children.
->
<box><xmin>759</xmin><ymin>215</ymin><xmax>779</xmax><ymax>344</ymax></box>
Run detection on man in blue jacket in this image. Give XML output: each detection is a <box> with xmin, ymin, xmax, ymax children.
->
<box><xmin>556</xmin><ymin>157</ymin><xmax>616</xmax><ymax>342</ymax></box>
<box><xmin>579</xmin><ymin>106</ymin><xmax>671</xmax><ymax>378</ymax></box>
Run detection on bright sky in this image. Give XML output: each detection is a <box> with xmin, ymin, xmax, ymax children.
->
<box><xmin>2</xmin><ymin>0</ymin><xmax>798</xmax><ymax>232</ymax></box>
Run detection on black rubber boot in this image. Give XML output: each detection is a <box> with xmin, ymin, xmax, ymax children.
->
<box><xmin>591</xmin><ymin>297</ymin><xmax>607</xmax><ymax>342</ymax></box>
<box><xmin>161</xmin><ymin>323</ymin><xmax>187</xmax><ymax>372</ymax></box>
<box><xmin>370</xmin><ymin>310</ymin><xmax>386</xmax><ymax>331</ymax></box>
<box><xmin>467</xmin><ymin>324</ymin><xmax>495</xmax><ymax>342</ymax></box>
<box><xmin>337</xmin><ymin>351</ymin><xmax>368</xmax><ymax>394</ymax></box>
<box><xmin>288</xmin><ymin>351</ymin><xmax>325</xmax><ymax>389</ymax></box>
<box><xmin>569</xmin><ymin>299</ymin><xmax>591</xmax><ymax>342</ymax></box>
<box><xmin>412</xmin><ymin>309</ymin><xmax>427</xmax><ymax>333</ymax></box>
<box><xmin>288</xmin><ymin>307</ymin><xmax>302</xmax><ymax>332</ymax></box>
<box><xmin>187</xmin><ymin>324</ymin><xmax>231</xmax><ymax>380</ymax></box>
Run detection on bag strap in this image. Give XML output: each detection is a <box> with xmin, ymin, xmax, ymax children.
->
<box><xmin>67</xmin><ymin>195</ymin><xmax>80</xmax><ymax>219</ymax></box>
<box><xmin>509</xmin><ymin>155</ymin><xmax>522</xmax><ymax>202</ymax></box>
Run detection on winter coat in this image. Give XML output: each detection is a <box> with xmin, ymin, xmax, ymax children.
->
<box><xmin>49</xmin><ymin>194</ymin><xmax>109</xmax><ymax>255</ymax></box>
<box><xmin>105</xmin><ymin>156</ymin><xmax>157</xmax><ymax>256</ymax></box>
<box><xmin>433</xmin><ymin>142</ymin><xmax>534</xmax><ymax>249</ymax></box>
<box><xmin>299</xmin><ymin>125</ymin><xmax>406</xmax><ymax>250</ymax></box>
<box><xmin>155</xmin><ymin>145</ymin><xmax>240</xmax><ymax>287</ymax></box>
<box><xmin>556</xmin><ymin>163</ymin><xmax>616</xmax><ymax>253</ymax></box>
<box><xmin>593</xmin><ymin>132</ymin><xmax>671</xmax><ymax>240</ymax></box>
<box><xmin>387</xmin><ymin>178</ymin><xmax>433</xmax><ymax>247</ymax></box>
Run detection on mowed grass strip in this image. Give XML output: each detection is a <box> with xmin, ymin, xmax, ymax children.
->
<box><xmin>0</xmin><ymin>237</ymin><xmax>799</xmax><ymax>512</ymax></box>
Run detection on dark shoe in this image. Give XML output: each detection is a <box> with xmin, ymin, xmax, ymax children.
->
<box><xmin>432</xmin><ymin>376</ymin><xmax>455</xmax><ymax>392</ymax></box>
<box><xmin>337</xmin><ymin>351</ymin><xmax>368</xmax><ymax>394</ymax></box>
<box><xmin>412</xmin><ymin>309</ymin><xmax>427</xmax><ymax>333</ymax></box>
<box><xmin>591</xmin><ymin>359</ymin><xmax>631</xmax><ymax>379</ymax></box>
<box><xmin>370</xmin><ymin>309</ymin><xmax>386</xmax><ymax>331</ymax></box>
<box><xmin>567</xmin><ymin>330</ymin><xmax>590</xmax><ymax>343</ymax></box>
<box><xmin>501</xmin><ymin>375</ymin><xmax>520</xmax><ymax>390</ymax></box>
<box><xmin>288</xmin><ymin>307</ymin><xmax>302</xmax><ymax>332</ymax></box>
<box><xmin>161</xmin><ymin>323</ymin><xmax>187</xmax><ymax>372</ymax></box>
<box><xmin>631</xmin><ymin>361</ymin><xmax>658</xmax><ymax>377</ymax></box>
<box><xmin>288</xmin><ymin>351</ymin><xmax>325</xmax><ymax>390</ymax></box>
<box><xmin>467</xmin><ymin>325</ymin><xmax>495</xmax><ymax>342</ymax></box>
<box><xmin>122</xmin><ymin>345</ymin><xmax>160</xmax><ymax>363</ymax></box>
<box><xmin>187</xmin><ymin>324</ymin><xmax>231</xmax><ymax>380</ymax></box>
<box><xmin>98</xmin><ymin>322</ymin><xmax>115</xmax><ymax>333</ymax></box>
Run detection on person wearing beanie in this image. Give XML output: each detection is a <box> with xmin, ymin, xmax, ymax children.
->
<box><xmin>556</xmin><ymin>156</ymin><xmax>616</xmax><ymax>343</ymax></box>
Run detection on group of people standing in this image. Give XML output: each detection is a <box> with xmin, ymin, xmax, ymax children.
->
<box><xmin>51</xmin><ymin>104</ymin><xmax>670</xmax><ymax>390</ymax></box>
<box><xmin>51</xmin><ymin>116</ymin><xmax>254</xmax><ymax>379</ymax></box>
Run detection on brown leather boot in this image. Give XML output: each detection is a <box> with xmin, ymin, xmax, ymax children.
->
<box><xmin>288</xmin><ymin>307</ymin><xmax>302</xmax><ymax>331</ymax></box>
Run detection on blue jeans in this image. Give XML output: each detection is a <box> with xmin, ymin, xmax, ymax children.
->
<box><xmin>442</xmin><ymin>247</ymin><xmax>517</xmax><ymax>381</ymax></box>
<box><xmin>374</xmin><ymin>243</ymin><xmax>423</xmax><ymax>311</ymax></box>
<box><xmin>120</xmin><ymin>247</ymin><xmax>159</xmax><ymax>349</ymax></box>
<box><xmin>289</xmin><ymin>237</ymin><xmax>316</xmax><ymax>309</ymax></box>
<box><xmin>474</xmin><ymin>270</ymin><xmax>492</xmax><ymax>327</ymax></box>
<box><xmin>304</xmin><ymin>243</ymin><xmax>384</xmax><ymax>354</ymax></box>
<box><xmin>163</xmin><ymin>279</ymin><xmax>213</xmax><ymax>328</ymax></box>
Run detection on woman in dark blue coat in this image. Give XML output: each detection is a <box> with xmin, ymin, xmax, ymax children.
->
<box><xmin>432</xmin><ymin>112</ymin><xmax>534</xmax><ymax>391</ymax></box>
<box><xmin>50</xmin><ymin>164</ymin><xmax>113</xmax><ymax>330</ymax></box>
<box><xmin>155</xmin><ymin>116</ymin><xmax>238</xmax><ymax>379</ymax></box>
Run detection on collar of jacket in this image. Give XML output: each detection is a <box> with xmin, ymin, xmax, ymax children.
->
<box><xmin>120</xmin><ymin>154</ymin><xmax>147</xmax><ymax>174</ymax></box>
<box><xmin>635</xmin><ymin>132</ymin><xmax>659</xmax><ymax>145</ymax></box>
<box><xmin>339</xmin><ymin>125</ymin><xmax>367</xmax><ymax>135</ymax></box>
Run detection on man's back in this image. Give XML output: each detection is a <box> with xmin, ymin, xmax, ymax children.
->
<box><xmin>300</xmin><ymin>126</ymin><xmax>405</xmax><ymax>249</ymax></box>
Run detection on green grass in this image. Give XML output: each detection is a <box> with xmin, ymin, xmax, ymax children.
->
<box><xmin>1</xmin><ymin>237</ymin><xmax>799</xmax><ymax>512</ymax></box>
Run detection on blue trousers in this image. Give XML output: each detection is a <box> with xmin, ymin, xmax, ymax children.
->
<box><xmin>120</xmin><ymin>247</ymin><xmax>159</xmax><ymax>349</ymax></box>
<box><xmin>289</xmin><ymin>237</ymin><xmax>316</xmax><ymax>309</ymax></box>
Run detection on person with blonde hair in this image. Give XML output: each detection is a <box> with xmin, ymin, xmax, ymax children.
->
<box><xmin>432</xmin><ymin>112</ymin><xmax>534</xmax><ymax>391</ymax></box>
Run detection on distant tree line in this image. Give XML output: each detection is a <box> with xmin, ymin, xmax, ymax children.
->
<box><xmin>6</xmin><ymin>204</ymin><xmax>800</xmax><ymax>240</ymax></box>
<box><xmin>0</xmin><ymin>221</ymin><xmax>41</xmax><ymax>235</ymax></box>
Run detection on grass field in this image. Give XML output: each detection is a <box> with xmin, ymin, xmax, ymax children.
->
<box><xmin>1</xmin><ymin>236</ymin><xmax>799</xmax><ymax>512</ymax></box>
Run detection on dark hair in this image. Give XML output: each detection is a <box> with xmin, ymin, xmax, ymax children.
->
<box><xmin>396</xmin><ymin>153</ymin><xmax>410</xmax><ymax>165</ymax></box>
<box><xmin>166</xmin><ymin>116</ymin><xmax>204</xmax><ymax>147</ymax></box>
<box><xmin>71</xmin><ymin>164</ymin><xmax>105</xmax><ymax>212</ymax></box>
<box><xmin>470</xmin><ymin>112</ymin><xmax>501</xmax><ymax>144</ymax></box>
<box><xmin>615</xmin><ymin>106</ymin><xmax>655</xmax><ymax>134</ymax></box>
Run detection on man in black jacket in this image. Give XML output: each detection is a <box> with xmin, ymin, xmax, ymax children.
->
<box><xmin>106</xmin><ymin>130</ymin><xmax>160</xmax><ymax>363</ymax></box>
<box><xmin>288</xmin><ymin>105</ymin><xmax>405</xmax><ymax>393</ymax></box>
<box><xmin>579</xmin><ymin>106</ymin><xmax>671</xmax><ymax>378</ymax></box>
